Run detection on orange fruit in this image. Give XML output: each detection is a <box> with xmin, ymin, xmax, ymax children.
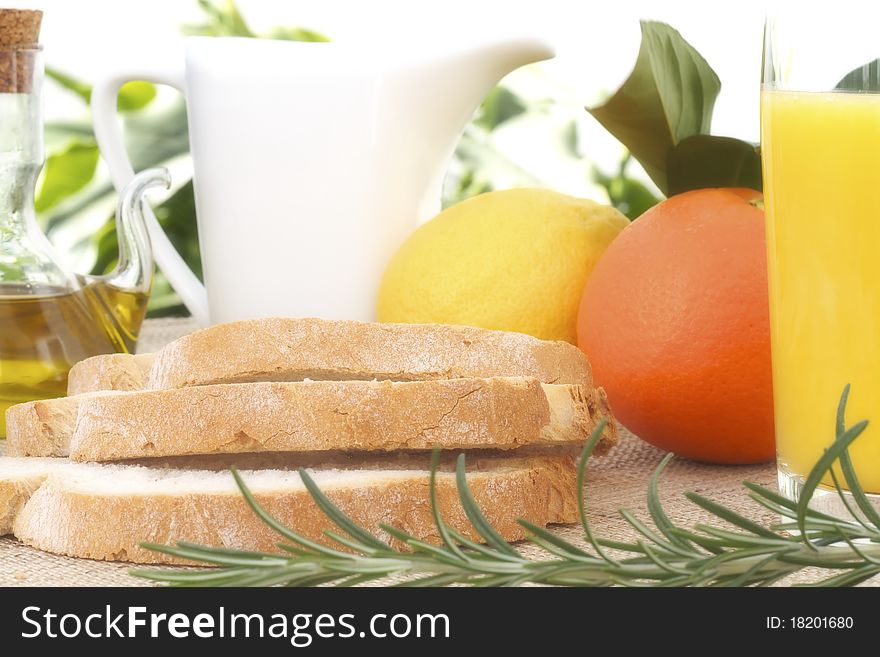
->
<box><xmin>577</xmin><ymin>188</ymin><xmax>774</xmax><ymax>464</ymax></box>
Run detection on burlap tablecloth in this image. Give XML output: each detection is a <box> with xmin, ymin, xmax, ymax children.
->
<box><xmin>1</xmin><ymin>318</ymin><xmax>872</xmax><ymax>587</ymax></box>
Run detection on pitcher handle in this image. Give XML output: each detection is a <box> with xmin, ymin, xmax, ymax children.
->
<box><xmin>91</xmin><ymin>66</ymin><xmax>210</xmax><ymax>325</ymax></box>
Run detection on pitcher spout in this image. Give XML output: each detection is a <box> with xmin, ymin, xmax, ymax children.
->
<box><xmin>423</xmin><ymin>34</ymin><xmax>555</xmax><ymax>125</ymax></box>
<box><xmin>400</xmin><ymin>35</ymin><xmax>555</xmax><ymax>222</ymax></box>
<box><xmin>469</xmin><ymin>35</ymin><xmax>556</xmax><ymax>82</ymax></box>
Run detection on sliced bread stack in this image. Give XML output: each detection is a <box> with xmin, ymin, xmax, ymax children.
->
<box><xmin>1</xmin><ymin>318</ymin><xmax>616</xmax><ymax>564</ymax></box>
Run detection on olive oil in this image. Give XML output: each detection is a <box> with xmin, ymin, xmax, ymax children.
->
<box><xmin>0</xmin><ymin>282</ymin><xmax>148</xmax><ymax>437</ymax></box>
<box><xmin>0</xmin><ymin>12</ymin><xmax>155</xmax><ymax>438</ymax></box>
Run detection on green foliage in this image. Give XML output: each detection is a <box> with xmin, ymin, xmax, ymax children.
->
<box><xmin>116</xmin><ymin>82</ymin><xmax>159</xmax><ymax>112</ymax></box>
<box><xmin>264</xmin><ymin>27</ymin><xmax>331</xmax><ymax>43</ymax></box>
<box><xmin>46</xmin><ymin>67</ymin><xmax>158</xmax><ymax>111</ymax></box>
<box><xmin>443</xmin><ymin>89</ymin><xmax>544</xmax><ymax>207</ymax></box>
<box><xmin>667</xmin><ymin>135</ymin><xmax>762</xmax><ymax>195</ymax></box>
<box><xmin>35</xmin><ymin>140</ymin><xmax>99</xmax><ymax>213</ymax></box>
<box><xmin>592</xmin><ymin>153</ymin><xmax>661</xmax><ymax>220</ymax></box>
<box><xmin>183</xmin><ymin>0</ymin><xmax>255</xmax><ymax>37</ymax></box>
<box><xmin>45</xmin><ymin>68</ymin><xmax>90</xmax><ymax>103</ymax></box>
<box><xmin>836</xmin><ymin>58</ymin><xmax>880</xmax><ymax>92</ymax></box>
<box><xmin>473</xmin><ymin>86</ymin><xmax>527</xmax><ymax>130</ymax></box>
<box><xmin>588</xmin><ymin>22</ymin><xmax>720</xmax><ymax>193</ymax></box>
<box><xmin>588</xmin><ymin>21</ymin><xmax>761</xmax><ymax>196</ymax></box>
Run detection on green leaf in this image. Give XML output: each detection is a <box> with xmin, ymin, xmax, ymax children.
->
<box><xmin>832</xmin><ymin>385</ymin><xmax>880</xmax><ymax>529</ymax></box>
<box><xmin>666</xmin><ymin>135</ymin><xmax>762</xmax><ymax>195</ymax></box>
<box><xmin>592</xmin><ymin>153</ymin><xmax>661</xmax><ymax>220</ymax></box>
<box><xmin>296</xmin><ymin>468</ymin><xmax>392</xmax><ymax>551</ymax></box>
<box><xmin>123</xmin><ymin>100</ymin><xmax>190</xmax><ymax>171</ymax></box>
<box><xmin>428</xmin><ymin>450</ymin><xmax>468</xmax><ymax>560</ymax></box>
<box><xmin>587</xmin><ymin>21</ymin><xmax>721</xmax><ymax>194</ymax></box>
<box><xmin>35</xmin><ymin>140</ymin><xmax>100</xmax><ymax>213</ymax></box>
<box><xmin>183</xmin><ymin>0</ymin><xmax>256</xmax><ymax>37</ymax></box>
<box><xmin>646</xmin><ymin>453</ymin><xmax>695</xmax><ymax>551</ymax></box>
<box><xmin>454</xmin><ymin>455</ymin><xmax>521</xmax><ymax>557</ymax></box>
<box><xmin>117</xmin><ymin>81</ymin><xmax>158</xmax><ymax>112</ymax></box>
<box><xmin>836</xmin><ymin>58</ymin><xmax>880</xmax><ymax>92</ymax></box>
<box><xmin>45</xmin><ymin>67</ymin><xmax>91</xmax><ymax>104</ymax></box>
<box><xmin>607</xmin><ymin>175</ymin><xmax>660</xmax><ymax>219</ymax></box>
<box><xmin>474</xmin><ymin>86</ymin><xmax>527</xmax><ymax>131</ymax></box>
<box><xmin>444</xmin><ymin>124</ymin><xmax>546</xmax><ymax>207</ymax></box>
<box><xmin>266</xmin><ymin>26</ymin><xmax>330</xmax><ymax>43</ymax></box>
<box><xmin>151</xmin><ymin>180</ymin><xmax>201</xmax><ymax>278</ymax></box>
<box><xmin>184</xmin><ymin>0</ymin><xmax>327</xmax><ymax>41</ymax></box>
<box><xmin>796</xmin><ymin>416</ymin><xmax>868</xmax><ymax>537</ymax></box>
<box><xmin>46</xmin><ymin>67</ymin><xmax>157</xmax><ymax>112</ymax></box>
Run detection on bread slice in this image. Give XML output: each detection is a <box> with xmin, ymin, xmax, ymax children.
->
<box><xmin>67</xmin><ymin>353</ymin><xmax>154</xmax><ymax>396</ymax></box>
<box><xmin>7</xmin><ymin>378</ymin><xmax>616</xmax><ymax>460</ymax></box>
<box><xmin>66</xmin><ymin>318</ymin><xmax>593</xmax><ymax>395</ymax></box>
<box><xmin>11</xmin><ymin>451</ymin><xmax>580</xmax><ymax>564</ymax></box>
<box><xmin>5</xmin><ymin>392</ymin><xmax>108</xmax><ymax>458</ymax></box>
<box><xmin>0</xmin><ymin>456</ymin><xmax>70</xmax><ymax>534</ymax></box>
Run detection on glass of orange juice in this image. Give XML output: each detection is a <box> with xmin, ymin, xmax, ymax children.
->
<box><xmin>761</xmin><ymin>8</ymin><xmax>880</xmax><ymax>514</ymax></box>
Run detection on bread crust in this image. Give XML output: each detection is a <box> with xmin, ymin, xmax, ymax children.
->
<box><xmin>0</xmin><ymin>477</ymin><xmax>43</xmax><ymax>535</ymax></box>
<box><xmin>13</xmin><ymin>454</ymin><xmax>580</xmax><ymax>564</ymax></box>
<box><xmin>67</xmin><ymin>320</ymin><xmax>591</xmax><ymax>394</ymax></box>
<box><xmin>71</xmin><ymin>378</ymin><xmax>606</xmax><ymax>461</ymax></box>
<box><xmin>146</xmin><ymin>318</ymin><xmax>594</xmax><ymax>389</ymax></box>
<box><xmin>5</xmin><ymin>395</ymin><xmax>85</xmax><ymax>457</ymax></box>
<box><xmin>67</xmin><ymin>353</ymin><xmax>154</xmax><ymax>396</ymax></box>
<box><xmin>7</xmin><ymin>378</ymin><xmax>615</xmax><ymax>460</ymax></box>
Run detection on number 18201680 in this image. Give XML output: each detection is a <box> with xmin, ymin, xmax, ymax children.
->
<box><xmin>766</xmin><ymin>617</ymin><xmax>854</xmax><ymax>630</ymax></box>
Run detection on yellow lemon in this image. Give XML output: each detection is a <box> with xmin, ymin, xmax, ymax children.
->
<box><xmin>377</xmin><ymin>188</ymin><xmax>629</xmax><ymax>343</ymax></box>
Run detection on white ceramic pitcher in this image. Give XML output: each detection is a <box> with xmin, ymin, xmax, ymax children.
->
<box><xmin>91</xmin><ymin>36</ymin><xmax>554</xmax><ymax>326</ymax></box>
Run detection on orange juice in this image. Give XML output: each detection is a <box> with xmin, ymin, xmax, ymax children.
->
<box><xmin>761</xmin><ymin>89</ymin><xmax>880</xmax><ymax>492</ymax></box>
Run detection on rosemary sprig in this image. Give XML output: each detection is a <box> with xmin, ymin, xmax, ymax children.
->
<box><xmin>133</xmin><ymin>386</ymin><xmax>880</xmax><ymax>587</ymax></box>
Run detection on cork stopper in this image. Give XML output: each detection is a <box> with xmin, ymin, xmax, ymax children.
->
<box><xmin>0</xmin><ymin>9</ymin><xmax>42</xmax><ymax>93</ymax></box>
<box><xmin>0</xmin><ymin>8</ymin><xmax>41</xmax><ymax>47</ymax></box>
